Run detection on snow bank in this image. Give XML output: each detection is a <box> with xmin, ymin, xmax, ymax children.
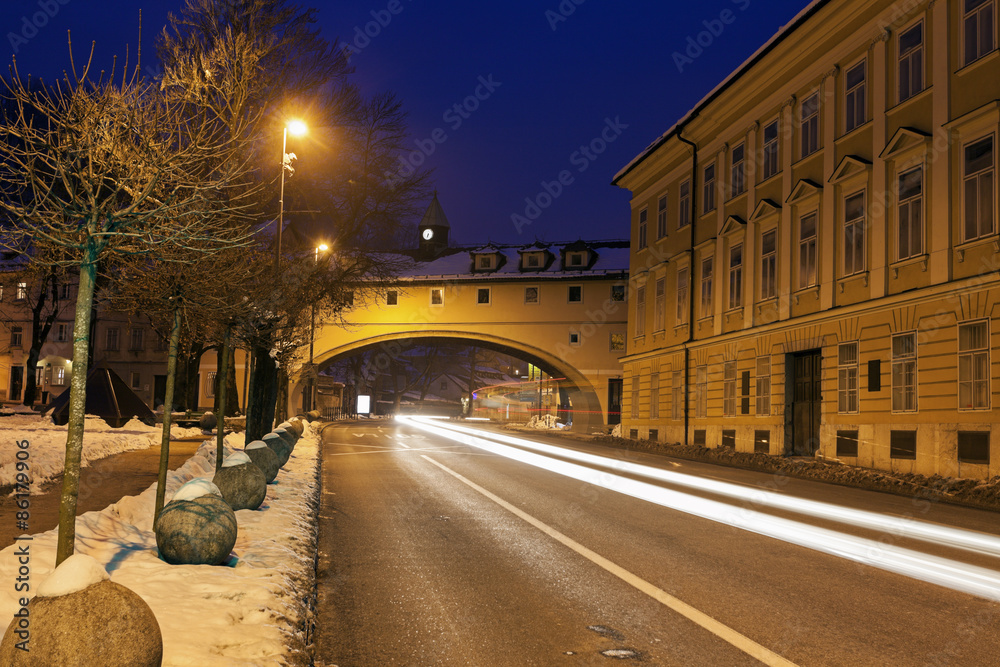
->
<box><xmin>0</xmin><ymin>415</ymin><xmax>167</xmax><ymax>494</ymax></box>
<box><xmin>171</xmin><ymin>478</ymin><xmax>223</xmax><ymax>502</ymax></box>
<box><xmin>0</xmin><ymin>423</ymin><xmax>320</xmax><ymax>665</ymax></box>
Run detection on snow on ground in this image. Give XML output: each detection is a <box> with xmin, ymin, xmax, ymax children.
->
<box><xmin>0</xmin><ymin>414</ymin><xmax>205</xmax><ymax>494</ymax></box>
<box><xmin>0</xmin><ymin>423</ymin><xmax>320</xmax><ymax>665</ymax></box>
<box><xmin>524</xmin><ymin>414</ymin><xmax>566</xmax><ymax>430</ymax></box>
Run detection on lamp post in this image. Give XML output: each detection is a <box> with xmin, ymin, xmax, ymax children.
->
<box><xmin>276</xmin><ymin>120</ymin><xmax>307</xmax><ymax>270</ymax></box>
<box><xmin>307</xmin><ymin>243</ymin><xmax>329</xmax><ymax>413</ymax></box>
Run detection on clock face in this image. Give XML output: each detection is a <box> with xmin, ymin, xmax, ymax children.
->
<box><xmin>422</xmin><ymin>228</ymin><xmax>434</xmax><ymax>240</ymax></box>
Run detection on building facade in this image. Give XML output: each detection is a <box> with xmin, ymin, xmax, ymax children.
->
<box><xmin>614</xmin><ymin>0</ymin><xmax>1000</xmax><ymax>478</ymax></box>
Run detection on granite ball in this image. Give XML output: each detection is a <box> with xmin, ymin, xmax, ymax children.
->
<box><xmin>155</xmin><ymin>493</ymin><xmax>237</xmax><ymax>565</ymax></box>
<box><xmin>199</xmin><ymin>411</ymin><xmax>218</xmax><ymax>431</ymax></box>
<box><xmin>213</xmin><ymin>461</ymin><xmax>267</xmax><ymax>511</ymax></box>
<box><xmin>245</xmin><ymin>441</ymin><xmax>280</xmax><ymax>483</ymax></box>
<box><xmin>263</xmin><ymin>433</ymin><xmax>292</xmax><ymax>467</ymax></box>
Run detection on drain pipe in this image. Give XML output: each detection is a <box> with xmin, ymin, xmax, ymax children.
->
<box><xmin>676</xmin><ymin>125</ymin><xmax>697</xmax><ymax>447</ymax></box>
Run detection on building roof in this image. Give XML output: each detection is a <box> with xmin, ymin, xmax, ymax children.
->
<box><xmin>419</xmin><ymin>192</ymin><xmax>451</xmax><ymax>229</ymax></box>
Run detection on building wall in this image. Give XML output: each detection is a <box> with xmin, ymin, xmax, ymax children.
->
<box><xmin>616</xmin><ymin>0</ymin><xmax>1000</xmax><ymax>478</ymax></box>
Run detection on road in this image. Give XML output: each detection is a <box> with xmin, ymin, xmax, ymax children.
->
<box><xmin>313</xmin><ymin>419</ymin><xmax>1000</xmax><ymax>666</ymax></box>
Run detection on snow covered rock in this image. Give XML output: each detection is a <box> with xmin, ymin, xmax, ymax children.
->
<box><xmin>213</xmin><ymin>458</ymin><xmax>267</xmax><ymax>511</ymax></box>
<box><xmin>0</xmin><ymin>556</ymin><xmax>162</xmax><ymax>666</ymax></box>
<box><xmin>155</xmin><ymin>493</ymin><xmax>238</xmax><ymax>565</ymax></box>
<box><xmin>282</xmin><ymin>419</ymin><xmax>305</xmax><ymax>438</ymax></box>
<box><xmin>274</xmin><ymin>427</ymin><xmax>297</xmax><ymax>448</ymax></box>
<box><xmin>199</xmin><ymin>411</ymin><xmax>217</xmax><ymax>431</ymax></box>
<box><xmin>245</xmin><ymin>440</ymin><xmax>280</xmax><ymax>483</ymax></box>
<box><xmin>263</xmin><ymin>433</ymin><xmax>292</xmax><ymax>467</ymax></box>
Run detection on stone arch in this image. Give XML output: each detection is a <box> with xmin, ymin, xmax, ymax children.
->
<box><xmin>294</xmin><ymin>330</ymin><xmax>605</xmax><ymax>432</ymax></box>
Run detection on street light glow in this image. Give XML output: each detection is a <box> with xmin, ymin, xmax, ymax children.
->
<box><xmin>317</xmin><ymin>243</ymin><xmax>329</xmax><ymax>252</ymax></box>
<box><xmin>287</xmin><ymin>119</ymin><xmax>307</xmax><ymax>136</ymax></box>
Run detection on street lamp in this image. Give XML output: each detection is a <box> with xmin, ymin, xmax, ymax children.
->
<box><xmin>307</xmin><ymin>242</ymin><xmax>329</xmax><ymax>412</ymax></box>
<box><xmin>276</xmin><ymin>120</ymin><xmax>307</xmax><ymax>270</ymax></box>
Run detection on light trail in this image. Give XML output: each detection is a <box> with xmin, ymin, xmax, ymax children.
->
<box><xmin>398</xmin><ymin>416</ymin><xmax>1000</xmax><ymax>603</ymax></box>
<box><xmin>412</xmin><ymin>417</ymin><xmax>1000</xmax><ymax>560</ymax></box>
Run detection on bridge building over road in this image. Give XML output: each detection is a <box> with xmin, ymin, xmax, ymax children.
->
<box><xmin>293</xmin><ymin>196</ymin><xmax>630</xmax><ymax>432</ymax></box>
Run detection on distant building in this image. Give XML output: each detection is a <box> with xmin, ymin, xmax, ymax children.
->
<box><xmin>614</xmin><ymin>0</ymin><xmax>1000</xmax><ymax>478</ymax></box>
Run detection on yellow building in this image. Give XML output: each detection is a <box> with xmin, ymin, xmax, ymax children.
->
<box><xmin>614</xmin><ymin>0</ymin><xmax>1000</xmax><ymax>478</ymax></box>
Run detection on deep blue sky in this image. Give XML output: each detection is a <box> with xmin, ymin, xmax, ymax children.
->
<box><xmin>0</xmin><ymin>0</ymin><xmax>811</xmax><ymax>245</ymax></box>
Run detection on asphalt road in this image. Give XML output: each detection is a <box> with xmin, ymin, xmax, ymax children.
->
<box><xmin>313</xmin><ymin>419</ymin><xmax>1000</xmax><ymax>666</ymax></box>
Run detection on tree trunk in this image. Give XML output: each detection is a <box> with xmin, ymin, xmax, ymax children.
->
<box><xmin>215</xmin><ymin>325</ymin><xmax>231</xmax><ymax>472</ymax></box>
<box><xmin>154</xmin><ymin>305</ymin><xmax>183</xmax><ymax>524</ymax></box>
<box><xmin>276</xmin><ymin>366</ymin><xmax>289</xmax><ymax>422</ymax></box>
<box><xmin>225</xmin><ymin>346</ymin><xmax>240</xmax><ymax>415</ymax></box>
<box><xmin>55</xmin><ymin>250</ymin><xmax>97</xmax><ymax>566</ymax></box>
<box><xmin>245</xmin><ymin>342</ymin><xmax>277</xmax><ymax>442</ymax></box>
<box><xmin>24</xmin><ymin>275</ymin><xmax>60</xmax><ymax>406</ymax></box>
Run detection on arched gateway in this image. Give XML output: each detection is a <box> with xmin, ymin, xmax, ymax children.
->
<box><xmin>289</xmin><ymin>196</ymin><xmax>629</xmax><ymax>432</ymax></box>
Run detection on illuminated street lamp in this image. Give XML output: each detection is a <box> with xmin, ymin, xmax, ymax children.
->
<box><xmin>276</xmin><ymin>120</ymin><xmax>307</xmax><ymax>270</ymax></box>
<box><xmin>307</xmin><ymin>243</ymin><xmax>329</xmax><ymax>412</ymax></box>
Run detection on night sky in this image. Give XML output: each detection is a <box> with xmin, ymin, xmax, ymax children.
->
<box><xmin>0</xmin><ymin>0</ymin><xmax>811</xmax><ymax>246</ymax></box>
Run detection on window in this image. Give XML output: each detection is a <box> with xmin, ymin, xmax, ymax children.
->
<box><xmin>762</xmin><ymin>120</ymin><xmax>779</xmax><ymax>180</ymax></box>
<box><xmin>723</xmin><ymin>360</ymin><xmax>737</xmax><ymax>417</ymax></box>
<box><xmin>155</xmin><ymin>334</ymin><xmax>169</xmax><ymax>352</ymax></box>
<box><xmin>610</xmin><ymin>285</ymin><xmax>625</xmax><ymax>302</ymax></box>
<box><xmin>843</xmin><ymin>191</ymin><xmax>866</xmax><ymax>276</ymax></box>
<box><xmin>476</xmin><ymin>255</ymin><xmax>494</xmax><ymax>270</ymax></box>
<box><xmin>959</xmin><ymin>320</ymin><xmax>990</xmax><ymax>410</ymax></box>
<box><xmin>56</xmin><ymin>323</ymin><xmax>70</xmax><ymax>342</ymax></box>
<box><xmin>440</xmin><ymin>380</ymin><xmax>449</xmax><ymax>391</ymax></box>
<box><xmin>649</xmin><ymin>372</ymin><xmax>659</xmax><ymax>419</ymax></box>
<box><xmin>59</xmin><ymin>283</ymin><xmax>71</xmax><ymax>300</ymax></box>
<box><xmin>703</xmin><ymin>164</ymin><xmax>716</xmax><ymax>213</ymax></box>
<box><xmin>695</xmin><ymin>365</ymin><xmax>708</xmax><ymax>418</ymax></box>
<box><xmin>898</xmin><ymin>22</ymin><xmax>924</xmax><ymax>102</ymax></box>
<box><xmin>700</xmin><ymin>257</ymin><xmax>713</xmax><ymax>315</ymax></box>
<box><xmin>129</xmin><ymin>327</ymin><xmax>144</xmax><ymax>351</ymax></box>
<box><xmin>569</xmin><ymin>331</ymin><xmax>581</xmax><ymax>346</ymax></box>
<box><xmin>630</xmin><ymin>375</ymin><xmax>640</xmax><ymax>418</ymax></box>
<box><xmin>958</xmin><ymin>431</ymin><xmax>990</xmax><ymax>464</ymax></box>
<box><xmin>678</xmin><ymin>180</ymin><xmax>691</xmax><ymax>228</ymax></box>
<box><xmin>638</xmin><ymin>208</ymin><xmax>648</xmax><ymax>249</ymax></box>
<box><xmin>837</xmin><ymin>430</ymin><xmax>859</xmax><ymax>457</ymax></box>
<box><xmin>657</xmin><ymin>195</ymin><xmax>668</xmax><ymax>239</ymax></box>
<box><xmin>890</xmin><ymin>430</ymin><xmax>917</xmax><ymax>459</ymax></box>
<box><xmin>16</xmin><ymin>282</ymin><xmax>26</xmax><ymax>300</ymax></box>
<box><xmin>568</xmin><ymin>285</ymin><xmax>582</xmax><ymax>303</ymax></box>
<box><xmin>610</xmin><ymin>332</ymin><xmax>625</xmax><ymax>352</ymax></box>
<box><xmin>524</xmin><ymin>286</ymin><xmax>539</xmax><ymax>304</ymax></box>
<box><xmin>838</xmin><ymin>342</ymin><xmax>859</xmax><ymax>413</ymax></box>
<box><xmin>53</xmin><ymin>366</ymin><xmax>65</xmax><ymax>386</ymax></box>
<box><xmin>798</xmin><ymin>212</ymin><xmax>817</xmax><ymax>288</ymax></box>
<box><xmin>477</xmin><ymin>288</ymin><xmax>491</xmax><ymax>305</ymax></box>
<box><xmin>672</xmin><ymin>370</ymin><xmax>683</xmax><ymax>420</ymax></box>
<box><xmin>345</xmin><ymin>291</ymin><xmax>355</xmax><ymax>308</ymax></box>
<box><xmin>728</xmin><ymin>244</ymin><xmax>742</xmax><ymax>309</ymax></box>
<box><xmin>731</xmin><ymin>143</ymin><xmax>745</xmax><ymax>197</ymax></box>
<box><xmin>653</xmin><ymin>277</ymin><xmax>665</xmax><ymax>331</ymax></box>
<box><xmin>525</xmin><ymin>253</ymin><xmax>541</xmax><ymax>268</ymax></box>
<box><xmin>892</xmin><ymin>332</ymin><xmax>917</xmax><ymax>412</ymax></box>
<box><xmin>760</xmin><ymin>229</ymin><xmax>777</xmax><ymax>300</ymax></box>
<box><xmin>964</xmin><ymin>0</ymin><xmax>996</xmax><ymax>66</ymax></box>
<box><xmin>634</xmin><ymin>286</ymin><xmax>646</xmax><ymax>337</ymax></box>
<box><xmin>430</xmin><ymin>288</ymin><xmax>444</xmax><ymax>306</ymax></box>
<box><xmin>756</xmin><ymin>356</ymin><xmax>770</xmax><ymax>416</ymax></box>
<box><xmin>800</xmin><ymin>93</ymin><xmax>819</xmax><ymax>158</ymax></box>
<box><xmin>386</xmin><ymin>290</ymin><xmax>398</xmax><ymax>306</ymax></box>
<box><xmin>567</xmin><ymin>252</ymin><xmax>586</xmax><ymax>267</ymax></box>
<box><xmin>132</xmin><ymin>371</ymin><xmax>143</xmax><ymax>391</ymax></box>
<box><xmin>676</xmin><ymin>266</ymin><xmax>689</xmax><ymax>325</ymax></box>
<box><xmin>898</xmin><ymin>166</ymin><xmax>923</xmax><ymax>259</ymax></box>
<box><xmin>963</xmin><ymin>136</ymin><xmax>994</xmax><ymax>242</ymax></box>
<box><xmin>35</xmin><ymin>367</ymin><xmax>42</xmax><ymax>387</ymax></box>
<box><xmin>722</xmin><ymin>429</ymin><xmax>736</xmax><ymax>449</ymax></box>
<box><xmin>11</xmin><ymin>326</ymin><xmax>23</xmax><ymax>347</ymax></box>
<box><xmin>755</xmin><ymin>430</ymin><xmax>770</xmax><ymax>454</ymax></box>
<box><xmin>844</xmin><ymin>60</ymin><xmax>866</xmax><ymax>133</ymax></box>
<box><xmin>105</xmin><ymin>327</ymin><xmax>120</xmax><ymax>351</ymax></box>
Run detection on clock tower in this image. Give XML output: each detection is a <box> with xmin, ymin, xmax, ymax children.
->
<box><xmin>418</xmin><ymin>192</ymin><xmax>450</xmax><ymax>257</ymax></box>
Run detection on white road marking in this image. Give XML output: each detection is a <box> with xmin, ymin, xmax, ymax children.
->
<box><xmin>421</xmin><ymin>454</ymin><xmax>799</xmax><ymax>667</ymax></box>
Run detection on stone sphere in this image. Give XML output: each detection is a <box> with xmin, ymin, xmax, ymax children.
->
<box><xmin>155</xmin><ymin>494</ymin><xmax>237</xmax><ymax>565</ymax></box>
<box><xmin>213</xmin><ymin>461</ymin><xmax>267</xmax><ymax>511</ymax></box>
<box><xmin>274</xmin><ymin>427</ymin><xmax>297</xmax><ymax>448</ymax></box>
<box><xmin>0</xmin><ymin>579</ymin><xmax>163</xmax><ymax>666</ymax></box>
<box><xmin>263</xmin><ymin>433</ymin><xmax>292</xmax><ymax>467</ymax></box>
<box><xmin>306</xmin><ymin>410</ymin><xmax>321</xmax><ymax>422</ymax></box>
<box><xmin>199</xmin><ymin>411</ymin><xmax>218</xmax><ymax>431</ymax></box>
<box><xmin>282</xmin><ymin>419</ymin><xmax>304</xmax><ymax>437</ymax></box>
<box><xmin>245</xmin><ymin>441</ymin><xmax>280</xmax><ymax>483</ymax></box>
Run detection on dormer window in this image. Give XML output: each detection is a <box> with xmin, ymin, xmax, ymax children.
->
<box><xmin>526</xmin><ymin>254</ymin><xmax>540</xmax><ymax>268</ymax></box>
<box><xmin>477</xmin><ymin>255</ymin><xmax>494</xmax><ymax>270</ymax></box>
<box><xmin>566</xmin><ymin>252</ymin><xmax>586</xmax><ymax>268</ymax></box>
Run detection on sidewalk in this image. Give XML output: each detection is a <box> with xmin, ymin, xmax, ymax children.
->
<box><xmin>0</xmin><ymin>437</ymin><xmax>207</xmax><ymax>550</ymax></box>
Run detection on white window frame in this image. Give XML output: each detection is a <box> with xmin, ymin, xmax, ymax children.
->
<box><xmin>56</xmin><ymin>323</ymin><xmax>70</xmax><ymax>342</ymax></box>
<box><xmin>844</xmin><ymin>59</ymin><xmax>867</xmax><ymax>133</ymax></box>
<box><xmin>656</xmin><ymin>194</ymin><xmax>668</xmax><ymax>239</ymax></box>
<box><xmin>524</xmin><ymin>286</ymin><xmax>540</xmax><ymax>305</ymax></box>
<box><xmin>129</xmin><ymin>327</ymin><xmax>144</xmax><ymax>351</ymax></box>
<box><xmin>798</xmin><ymin>212</ymin><xmax>818</xmax><ymax>289</ymax></box>
<box><xmin>897</xmin><ymin>165</ymin><xmax>924</xmax><ymax>260</ymax></box>
<box><xmin>634</xmin><ymin>286</ymin><xmax>646</xmax><ymax>338</ymax></box>
<box><xmin>800</xmin><ymin>93</ymin><xmax>820</xmax><ymax>158</ymax></box>
<box><xmin>959</xmin><ymin>320</ymin><xmax>990</xmax><ymax>410</ymax></box>
<box><xmin>53</xmin><ymin>366</ymin><xmax>65</xmax><ymax>386</ymax></box>
<box><xmin>638</xmin><ymin>208</ymin><xmax>648</xmax><ymax>249</ymax></box>
<box><xmin>695</xmin><ymin>365</ymin><xmax>708</xmax><ymax>418</ymax></box>
<box><xmin>723</xmin><ymin>360</ymin><xmax>737</xmax><ymax>417</ymax></box>
<box><xmin>731</xmin><ymin>143</ymin><xmax>746</xmax><ymax>197</ymax></box>
<box><xmin>843</xmin><ymin>190</ymin><xmax>866</xmax><ymax>276</ymax></box>
<box><xmin>16</xmin><ymin>282</ymin><xmax>26</xmax><ymax>300</ymax></box>
<box><xmin>476</xmin><ymin>255</ymin><xmax>494</xmax><ymax>270</ymax></box>
<box><xmin>653</xmin><ymin>277</ymin><xmax>666</xmax><ymax>331</ymax></box>
<box><xmin>962</xmin><ymin>134</ymin><xmax>995</xmax><ymax>243</ymax></box>
<box><xmin>703</xmin><ymin>164</ymin><xmax>716</xmax><ymax>213</ymax></box>
<box><xmin>430</xmin><ymin>288</ymin><xmax>444</xmax><ymax>306</ymax></box>
<box><xmin>755</xmin><ymin>356</ymin><xmax>770</xmax><ymax>416</ymax></box>
<box><xmin>700</xmin><ymin>257</ymin><xmax>713</xmax><ymax>316</ymax></box>
<box><xmin>760</xmin><ymin>229</ymin><xmax>777</xmax><ymax>300</ymax></box>
<box><xmin>762</xmin><ymin>119</ymin><xmax>779</xmax><ymax>180</ymax></box>
<box><xmin>964</xmin><ymin>0</ymin><xmax>996</xmax><ymax>66</ymax></box>
<box><xmin>838</xmin><ymin>342</ymin><xmax>859</xmax><ymax>414</ymax></box>
<box><xmin>892</xmin><ymin>332</ymin><xmax>918</xmax><ymax>413</ymax></box>
<box><xmin>568</xmin><ymin>285</ymin><xmax>583</xmax><ymax>303</ymax></box>
<box><xmin>649</xmin><ymin>372</ymin><xmax>660</xmax><ymax>419</ymax></box>
<box><xmin>676</xmin><ymin>266</ymin><xmax>689</xmax><ymax>325</ymax></box>
<box><xmin>678</xmin><ymin>180</ymin><xmax>691</xmax><ymax>228</ymax></box>
<box><xmin>728</xmin><ymin>243</ymin><xmax>743</xmax><ymax>310</ymax></box>
<box><xmin>898</xmin><ymin>20</ymin><xmax>924</xmax><ymax>103</ymax></box>
<box><xmin>476</xmin><ymin>287</ymin><xmax>491</xmax><ymax>306</ymax></box>
<box><xmin>386</xmin><ymin>289</ymin><xmax>399</xmax><ymax>306</ymax></box>
<box><xmin>10</xmin><ymin>326</ymin><xmax>22</xmax><ymax>348</ymax></box>
<box><xmin>105</xmin><ymin>327</ymin><xmax>120</xmax><ymax>352</ymax></box>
